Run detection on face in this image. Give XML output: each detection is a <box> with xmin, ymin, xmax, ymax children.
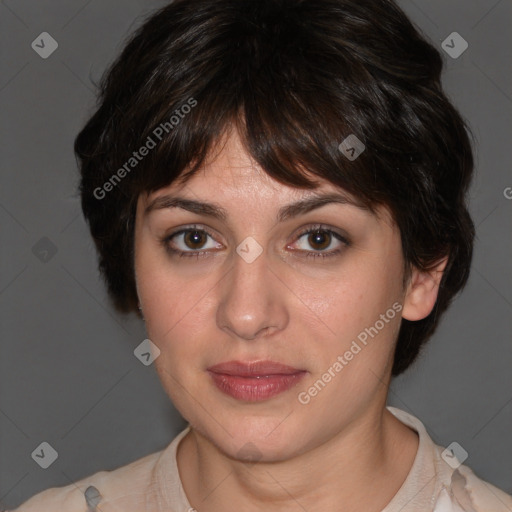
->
<box><xmin>134</xmin><ymin>128</ymin><xmax>411</xmax><ymax>462</ymax></box>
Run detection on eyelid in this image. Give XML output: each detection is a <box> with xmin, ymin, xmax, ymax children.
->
<box><xmin>292</xmin><ymin>224</ymin><xmax>350</xmax><ymax>245</ymax></box>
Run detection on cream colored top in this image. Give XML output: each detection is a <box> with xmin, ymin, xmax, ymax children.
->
<box><xmin>6</xmin><ymin>407</ymin><xmax>512</xmax><ymax>511</ymax></box>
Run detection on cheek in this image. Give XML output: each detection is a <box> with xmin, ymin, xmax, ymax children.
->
<box><xmin>138</xmin><ymin>267</ymin><xmax>217</xmax><ymax>374</ymax></box>
<box><xmin>143</xmin><ymin>284</ymin><xmax>211</xmax><ymax>351</ymax></box>
<box><xmin>294</xmin><ymin>261</ymin><xmax>390</xmax><ymax>335</ymax></box>
<box><xmin>136</xmin><ymin>240</ymin><xmax>206</xmax><ymax>335</ymax></box>
<box><xmin>296</xmin><ymin>259</ymin><xmax>403</xmax><ymax>376</ymax></box>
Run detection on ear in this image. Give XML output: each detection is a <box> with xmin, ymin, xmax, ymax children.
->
<box><xmin>402</xmin><ymin>256</ymin><xmax>449</xmax><ymax>321</ymax></box>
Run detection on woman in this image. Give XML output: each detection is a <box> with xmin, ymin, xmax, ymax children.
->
<box><xmin>8</xmin><ymin>0</ymin><xmax>512</xmax><ymax>510</ymax></box>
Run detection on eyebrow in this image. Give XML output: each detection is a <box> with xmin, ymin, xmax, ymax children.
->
<box><xmin>144</xmin><ymin>192</ymin><xmax>371</xmax><ymax>223</ymax></box>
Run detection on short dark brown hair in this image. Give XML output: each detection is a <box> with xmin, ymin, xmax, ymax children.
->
<box><xmin>75</xmin><ymin>0</ymin><xmax>475</xmax><ymax>376</ymax></box>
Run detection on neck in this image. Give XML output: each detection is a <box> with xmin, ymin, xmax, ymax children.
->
<box><xmin>177</xmin><ymin>404</ymin><xmax>419</xmax><ymax>512</ymax></box>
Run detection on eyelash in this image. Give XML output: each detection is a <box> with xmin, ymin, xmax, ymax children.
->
<box><xmin>159</xmin><ymin>224</ymin><xmax>350</xmax><ymax>261</ymax></box>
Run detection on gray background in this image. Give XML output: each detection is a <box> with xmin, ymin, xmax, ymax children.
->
<box><xmin>1</xmin><ymin>0</ymin><xmax>511</xmax><ymax>509</ymax></box>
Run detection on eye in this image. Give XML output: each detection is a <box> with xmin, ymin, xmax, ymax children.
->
<box><xmin>289</xmin><ymin>225</ymin><xmax>350</xmax><ymax>259</ymax></box>
<box><xmin>160</xmin><ymin>223</ymin><xmax>350</xmax><ymax>260</ymax></box>
<box><xmin>160</xmin><ymin>225</ymin><xmax>221</xmax><ymax>259</ymax></box>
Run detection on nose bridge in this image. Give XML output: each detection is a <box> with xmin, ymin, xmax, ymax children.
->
<box><xmin>217</xmin><ymin>238</ymin><xmax>286</xmax><ymax>340</ymax></box>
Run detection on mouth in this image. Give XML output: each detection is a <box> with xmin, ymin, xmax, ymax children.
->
<box><xmin>207</xmin><ymin>360</ymin><xmax>307</xmax><ymax>402</ymax></box>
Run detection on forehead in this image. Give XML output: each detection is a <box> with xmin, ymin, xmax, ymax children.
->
<box><xmin>138</xmin><ymin>128</ymin><xmax>393</xmax><ymax>228</ymax></box>
<box><xmin>142</xmin><ymin>128</ymin><xmax>355</xmax><ymax>205</ymax></box>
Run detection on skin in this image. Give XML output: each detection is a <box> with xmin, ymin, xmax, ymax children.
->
<box><xmin>134</xmin><ymin>126</ymin><xmax>447</xmax><ymax>511</ymax></box>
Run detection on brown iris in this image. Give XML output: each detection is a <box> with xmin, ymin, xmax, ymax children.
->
<box><xmin>184</xmin><ymin>230</ymin><xmax>208</xmax><ymax>250</ymax></box>
<box><xmin>307</xmin><ymin>230</ymin><xmax>331</xmax><ymax>251</ymax></box>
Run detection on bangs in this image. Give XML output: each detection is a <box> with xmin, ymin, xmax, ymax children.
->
<box><xmin>110</xmin><ymin>3</ymin><xmax>401</xmax><ymax>219</ymax></box>
<box><xmin>129</xmin><ymin>91</ymin><xmax>380</xmax><ymax>215</ymax></box>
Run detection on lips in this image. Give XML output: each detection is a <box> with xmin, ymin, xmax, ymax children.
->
<box><xmin>207</xmin><ymin>360</ymin><xmax>307</xmax><ymax>401</ymax></box>
<box><xmin>207</xmin><ymin>360</ymin><xmax>304</xmax><ymax>376</ymax></box>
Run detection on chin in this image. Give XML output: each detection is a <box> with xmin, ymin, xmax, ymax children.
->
<box><xmin>198</xmin><ymin>414</ymin><xmax>310</xmax><ymax>463</ymax></box>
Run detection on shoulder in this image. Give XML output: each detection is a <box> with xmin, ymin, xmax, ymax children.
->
<box><xmin>9</xmin><ymin>449</ymin><xmax>163</xmax><ymax>512</ymax></box>
<box><xmin>387</xmin><ymin>406</ymin><xmax>512</xmax><ymax>512</ymax></box>
<box><xmin>445</xmin><ymin>462</ymin><xmax>512</xmax><ymax>512</ymax></box>
<box><xmin>430</xmin><ymin>434</ymin><xmax>512</xmax><ymax>511</ymax></box>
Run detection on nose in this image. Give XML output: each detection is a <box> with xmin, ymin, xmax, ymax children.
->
<box><xmin>216</xmin><ymin>244</ymin><xmax>289</xmax><ymax>341</ymax></box>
